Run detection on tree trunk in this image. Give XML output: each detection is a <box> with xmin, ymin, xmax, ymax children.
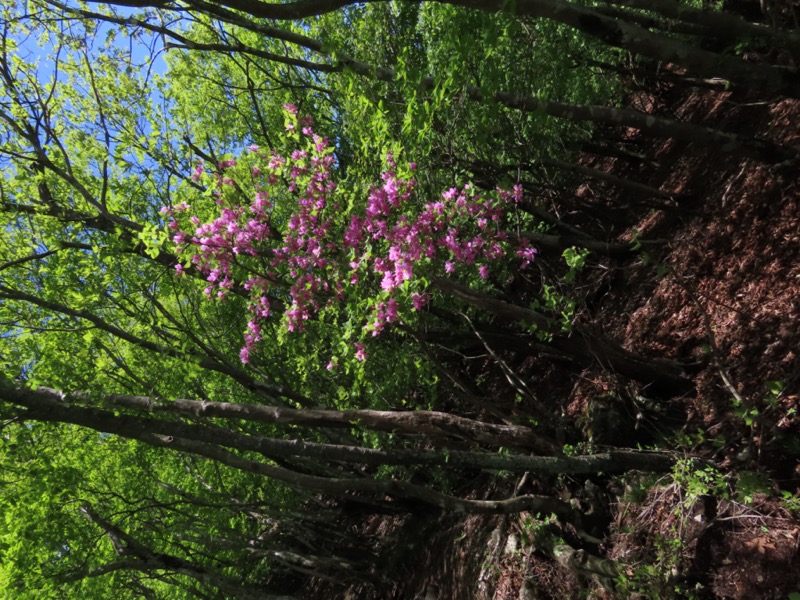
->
<box><xmin>64</xmin><ymin>389</ymin><xmax>559</xmax><ymax>453</ymax></box>
<box><xmin>440</xmin><ymin>0</ymin><xmax>800</xmax><ymax>98</ymax></box>
<box><xmin>432</xmin><ymin>278</ymin><xmax>692</xmax><ymax>395</ymax></box>
<box><xmin>0</xmin><ymin>381</ymin><xmax>670</xmax><ymax>522</ymax></box>
<box><xmin>63</xmin><ymin>2</ymin><xmax>798</xmax><ymax>162</ymax></box>
<box><xmin>603</xmin><ymin>0</ymin><xmax>800</xmax><ymax>55</ymax></box>
<box><xmin>540</xmin><ymin>157</ymin><xmax>678</xmax><ymax>199</ymax></box>
<box><xmin>6</xmin><ymin>385</ymin><xmax>677</xmax><ymax>474</ymax></box>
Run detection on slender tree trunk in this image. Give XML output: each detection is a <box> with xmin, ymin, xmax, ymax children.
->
<box><xmin>78</xmin><ymin>505</ymin><xmax>292</xmax><ymax>599</ymax></box>
<box><xmin>432</xmin><ymin>278</ymin><xmax>692</xmax><ymax>394</ymax></box>
<box><xmin>603</xmin><ymin>0</ymin><xmax>800</xmax><ymax>55</ymax></box>
<box><xmin>439</xmin><ymin>0</ymin><xmax>800</xmax><ymax>97</ymax></box>
<box><xmin>583</xmin><ymin>57</ymin><xmax>731</xmax><ymax>92</ymax></box>
<box><xmin>64</xmin><ymin>388</ymin><xmax>559</xmax><ymax>453</ymax></box>
<box><xmin>0</xmin><ymin>284</ymin><xmax>308</xmax><ymax>406</ymax></box>
<box><xmin>540</xmin><ymin>157</ymin><xmax>678</xmax><ymax>199</ymax></box>
<box><xmin>61</xmin><ymin>1</ymin><xmax>798</xmax><ymax>162</ymax></box>
<box><xmin>6</xmin><ymin>385</ymin><xmax>677</xmax><ymax>474</ymax></box>
<box><xmin>483</xmin><ymin>89</ymin><xmax>794</xmax><ymax>163</ymax></box>
<box><xmin>576</xmin><ymin>141</ymin><xmax>659</xmax><ymax>168</ymax></box>
<box><xmin>269</xmin><ymin>550</ymin><xmax>381</xmax><ymax>586</ymax></box>
<box><xmin>593</xmin><ymin>5</ymin><xmax>713</xmax><ymax>37</ymax></box>
<box><xmin>467</xmin><ymin>156</ymin><xmax>676</xmax><ymax>200</ymax></box>
<box><xmin>520</xmin><ymin>231</ymin><xmax>659</xmax><ymax>258</ymax></box>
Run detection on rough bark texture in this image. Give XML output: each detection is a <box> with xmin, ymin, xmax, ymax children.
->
<box><xmin>60</xmin><ymin>1</ymin><xmax>798</xmax><ymax>162</ymax></box>
<box><xmin>432</xmin><ymin>278</ymin><xmax>692</xmax><ymax>394</ymax></box>
<box><xmin>2</xmin><ymin>384</ymin><xmax>676</xmax><ymax>475</ymax></box>
<box><xmin>78</xmin><ymin>390</ymin><xmax>559</xmax><ymax>453</ymax></box>
<box><xmin>440</xmin><ymin>0</ymin><xmax>800</xmax><ymax>98</ymax></box>
<box><xmin>605</xmin><ymin>0</ymin><xmax>800</xmax><ymax>54</ymax></box>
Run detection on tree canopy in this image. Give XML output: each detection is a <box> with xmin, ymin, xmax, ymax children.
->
<box><xmin>1</xmin><ymin>0</ymin><xmax>798</xmax><ymax>597</ymax></box>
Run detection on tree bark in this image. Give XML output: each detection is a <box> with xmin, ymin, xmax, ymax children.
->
<box><xmin>4</xmin><ymin>384</ymin><xmax>677</xmax><ymax>474</ymax></box>
<box><xmin>432</xmin><ymin>278</ymin><xmax>692</xmax><ymax>394</ymax></box>
<box><xmin>603</xmin><ymin>0</ymin><xmax>800</xmax><ymax>55</ymax></box>
<box><xmin>53</xmin><ymin>0</ymin><xmax>798</xmax><ymax>162</ymax></box>
<box><xmin>439</xmin><ymin>0</ymin><xmax>800</xmax><ymax>98</ymax></box>
<box><xmin>67</xmin><ymin>389</ymin><xmax>559</xmax><ymax>453</ymax></box>
<box><xmin>77</xmin><ymin>504</ymin><xmax>292</xmax><ymax>599</ymax></box>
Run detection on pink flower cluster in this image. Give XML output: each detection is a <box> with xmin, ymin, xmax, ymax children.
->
<box><xmin>163</xmin><ymin>108</ymin><xmax>537</xmax><ymax>364</ymax></box>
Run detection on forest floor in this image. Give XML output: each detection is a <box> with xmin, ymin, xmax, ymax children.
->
<box><xmin>304</xmin><ymin>49</ymin><xmax>800</xmax><ymax>600</ymax></box>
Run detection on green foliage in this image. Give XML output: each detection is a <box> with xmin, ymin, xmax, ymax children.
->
<box><xmin>531</xmin><ymin>284</ymin><xmax>577</xmax><ymax>334</ymax></box>
<box><xmin>671</xmin><ymin>459</ymin><xmax>729</xmax><ymax>504</ymax></box>
<box><xmin>518</xmin><ymin>513</ymin><xmax>562</xmax><ymax>548</ymax></box>
<box><xmin>328</xmin><ymin>2</ymin><xmax>621</xmax><ymax>200</ymax></box>
<box><xmin>735</xmin><ymin>471</ymin><xmax>772</xmax><ymax>505</ymax></box>
<box><xmin>733</xmin><ymin>380</ymin><xmax>788</xmax><ymax>429</ymax></box>
<box><xmin>2</xmin><ymin>0</ymin><xmax>753</xmax><ymax>596</ymax></box>
<box><xmin>780</xmin><ymin>490</ymin><xmax>800</xmax><ymax>513</ymax></box>
<box><xmin>562</xmin><ymin>246</ymin><xmax>591</xmax><ymax>283</ymax></box>
<box><xmin>0</xmin><ymin>425</ymin><xmax>259</xmax><ymax>598</ymax></box>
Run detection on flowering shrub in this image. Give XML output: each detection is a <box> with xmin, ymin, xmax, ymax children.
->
<box><xmin>163</xmin><ymin>106</ymin><xmax>536</xmax><ymax>363</ymax></box>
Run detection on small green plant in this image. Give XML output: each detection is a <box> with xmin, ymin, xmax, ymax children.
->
<box><xmin>674</xmin><ymin>428</ymin><xmax>706</xmax><ymax>449</ymax></box>
<box><xmin>780</xmin><ymin>490</ymin><xmax>800</xmax><ymax>513</ymax></box>
<box><xmin>676</xmin><ymin>460</ymin><xmax>730</xmax><ymax>504</ymax></box>
<box><xmin>532</xmin><ymin>284</ymin><xmax>577</xmax><ymax>333</ymax></box>
<box><xmin>628</xmin><ymin>229</ymin><xmax>655</xmax><ymax>266</ymax></box>
<box><xmin>620</xmin><ymin>473</ymin><xmax>659</xmax><ymax>504</ymax></box>
<box><xmin>735</xmin><ymin>471</ymin><xmax>771</xmax><ymax>504</ymax></box>
<box><xmin>615</xmin><ymin>535</ymin><xmax>682</xmax><ymax>599</ymax></box>
<box><xmin>732</xmin><ymin>395</ymin><xmax>760</xmax><ymax>426</ymax></box>
<box><xmin>562</xmin><ymin>246</ymin><xmax>590</xmax><ymax>283</ymax></box>
<box><xmin>765</xmin><ymin>380</ymin><xmax>785</xmax><ymax>399</ymax></box>
<box><xmin>629</xmin><ymin>228</ymin><xmax>642</xmax><ymax>251</ymax></box>
<box><xmin>519</xmin><ymin>513</ymin><xmax>562</xmax><ymax>548</ymax></box>
<box><xmin>733</xmin><ymin>380</ymin><xmax>785</xmax><ymax>426</ymax></box>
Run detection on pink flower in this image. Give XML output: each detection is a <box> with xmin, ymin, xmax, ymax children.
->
<box><xmin>385</xmin><ymin>298</ymin><xmax>398</xmax><ymax>321</ymax></box>
<box><xmin>517</xmin><ymin>245</ymin><xmax>538</xmax><ymax>269</ymax></box>
<box><xmin>442</xmin><ymin>187</ymin><xmax>458</xmax><ymax>201</ymax></box>
<box><xmin>172</xmin><ymin>135</ymin><xmax>534</xmax><ymax>365</ymax></box>
<box><xmin>380</xmin><ymin>271</ymin><xmax>396</xmax><ymax>292</ymax></box>
<box><xmin>411</xmin><ymin>292</ymin><xmax>428</xmax><ymax>310</ymax></box>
